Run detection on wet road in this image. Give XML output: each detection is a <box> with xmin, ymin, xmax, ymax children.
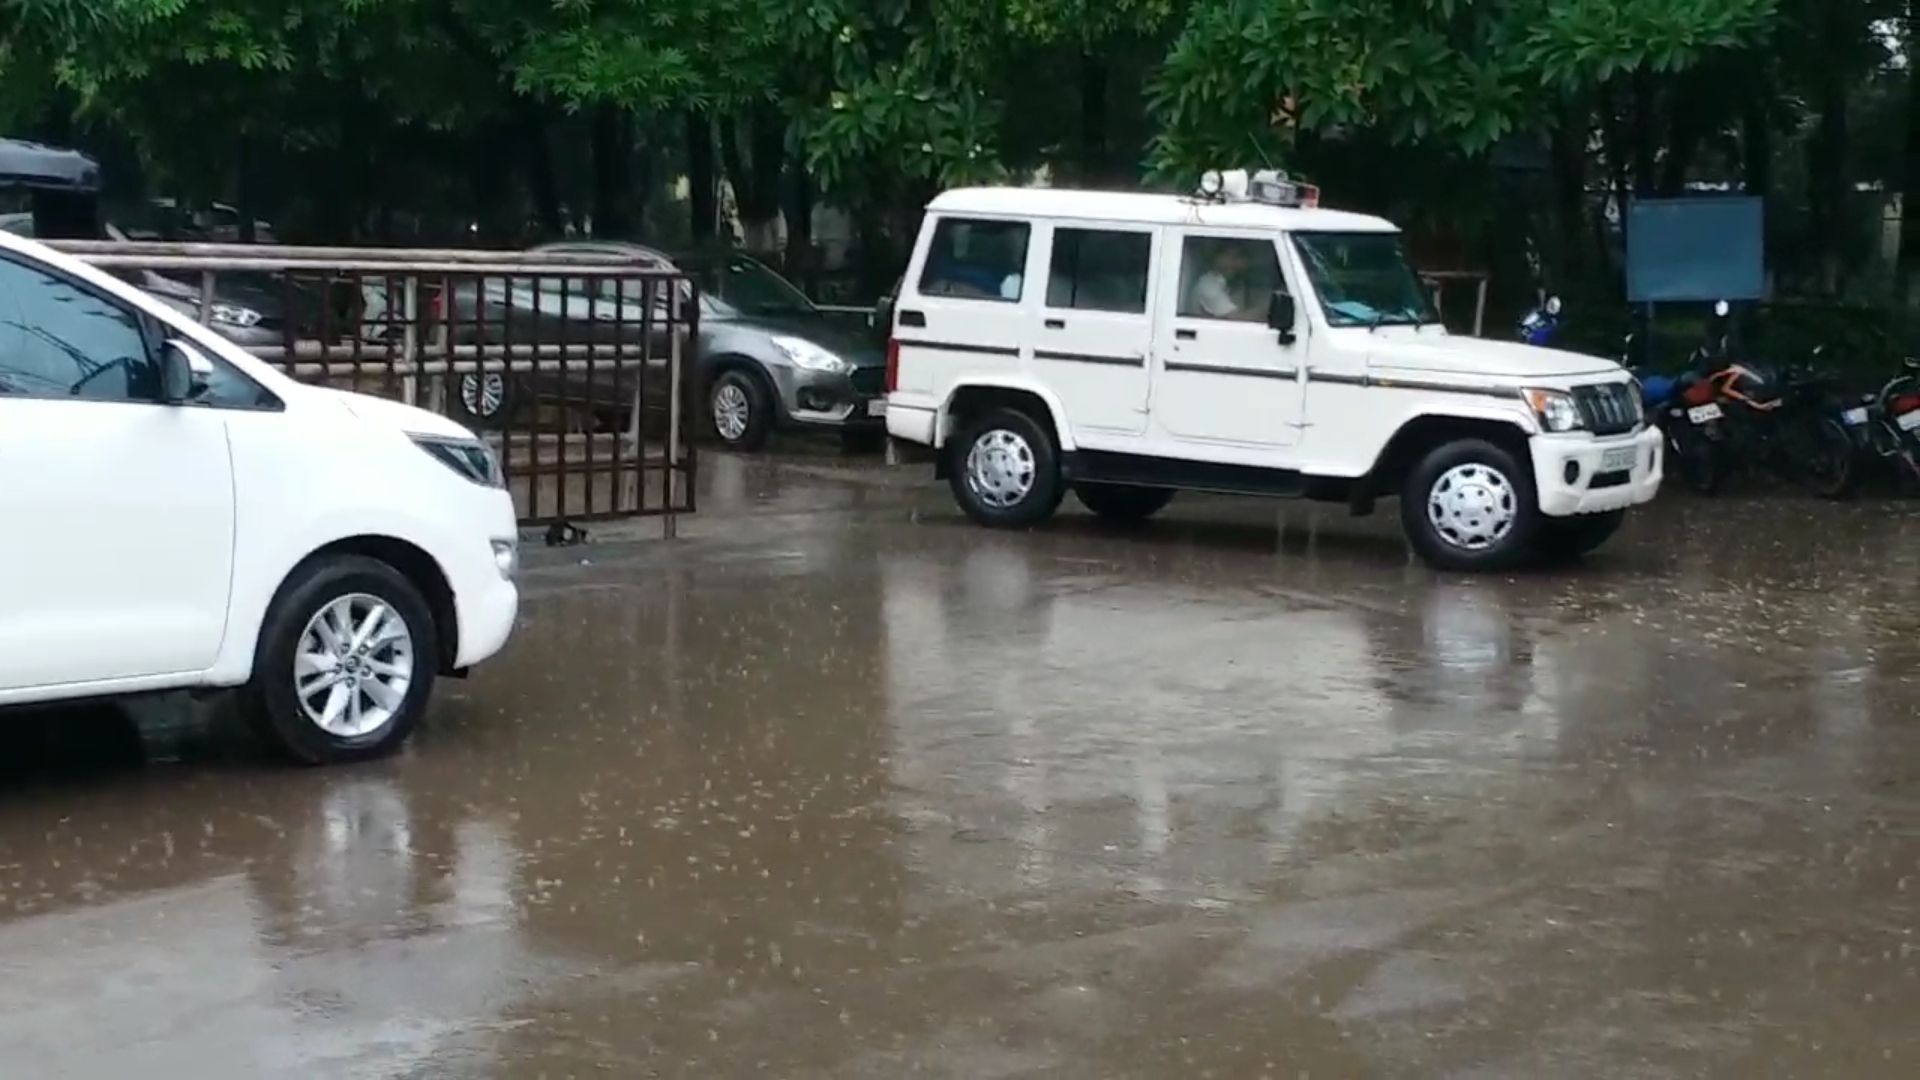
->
<box><xmin>6</xmin><ymin>455</ymin><xmax>1920</xmax><ymax>1077</ymax></box>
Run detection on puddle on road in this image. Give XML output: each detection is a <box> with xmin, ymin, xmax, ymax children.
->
<box><xmin>3</xmin><ymin>486</ymin><xmax>1920</xmax><ymax>1075</ymax></box>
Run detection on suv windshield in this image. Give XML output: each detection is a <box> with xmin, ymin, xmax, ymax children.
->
<box><xmin>685</xmin><ymin>256</ymin><xmax>814</xmax><ymax>317</ymax></box>
<box><xmin>1292</xmin><ymin>232</ymin><xmax>1436</xmax><ymax>328</ymax></box>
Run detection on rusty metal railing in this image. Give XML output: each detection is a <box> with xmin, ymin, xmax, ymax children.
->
<box><xmin>46</xmin><ymin>240</ymin><xmax>699</xmax><ymax>535</ymax></box>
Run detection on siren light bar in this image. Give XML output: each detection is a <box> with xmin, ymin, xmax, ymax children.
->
<box><xmin>1195</xmin><ymin>168</ymin><xmax>1319</xmax><ymax>208</ymax></box>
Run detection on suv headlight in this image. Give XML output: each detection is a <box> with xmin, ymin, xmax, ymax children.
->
<box><xmin>1520</xmin><ymin>388</ymin><xmax>1585</xmax><ymax>432</ymax></box>
<box><xmin>411</xmin><ymin>434</ymin><xmax>505</xmax><ymax>487</ymax></box>
<box><xmin>771</xmin><ymin>335</ymin><xmax>850</xmax><ymax>374</ymax></box>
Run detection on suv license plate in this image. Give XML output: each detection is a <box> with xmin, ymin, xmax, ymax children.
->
<box><xmin>867</xmin><ymin>399</ymin><xmax>887</xmax><ymax>417</ymax></box>
<box><xmin>1600</xmin><ymin>446</ymin><xmax>1637</xmax><ymax>472</ymax></box>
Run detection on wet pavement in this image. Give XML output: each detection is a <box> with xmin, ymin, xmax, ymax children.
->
<box><xmin>7</xmin><ymin>454</ymin><xmax>1920</xmax><ymax>1077</ymax></box>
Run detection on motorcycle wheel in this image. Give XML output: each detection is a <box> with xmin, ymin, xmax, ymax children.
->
<box><xmin>1672</xmin><ymin>430</ymin><xmax>1722</xmax><ymax>494</ymax></box>
<box><xmin>1796</xmin><ymin>417</ymin><xmax>1857</xmax><ymax>499</ymax></box>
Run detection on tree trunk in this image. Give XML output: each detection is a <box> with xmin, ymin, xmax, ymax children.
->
<box><xmin>1897</xmin><ymin>0</ymin><xmax>1920</xmax><ymax>306</ymax></box>
<box><xmin>685</xmin><ymin>111</ymin><xmax>718</xmax><ymax>243</ymax></box>
<box><xmin>783</xmin><ymin>163</ymin><xmax>815</xmax><ymax>279</ymax></box>
<box><xmin>719</xmin><ymin>105</ymin><xmax>785</xmax><ymax>251</ymax></box>
<box><xmin>1550</xmin><ymin>100</ymin><xmax>1592</xmax><ymax>280</ymax></box>
<box><xmin>1078</xmin><ymin>52</ymin><xmax>1109</xmax><ymax>184</ymax></box>
<box><xmin>523</xmin><ymin>100</ymin><xmax>564</xmax><ymax>239</ymax></box>
<box><xmin>590</xmin><ymin>104</ymin><xmax>635</xmax><ymax>237</ymax></box>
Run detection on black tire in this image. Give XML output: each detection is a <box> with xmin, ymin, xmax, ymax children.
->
<box><xmin>1533</xmin><ymin>510</ymin><xmax>1626</xmax><ymax>562</ymax></box>
<box><xmin>241</xmin><ymin>555</ymin><xmax>439</xmax><ymax>766</ymax></box>
<box><xmin>1672</xmin><ymin>429</ymin><xmax>1722</xmax><ymax>494</ymax></box>
<box><xmin>708</xmin><ymin>367</ymin><xmax>774</xmax><ymax>451</ymax></box>
<box><xmin>1794</xmin><ymin>417</ymin><xmax>1857</xmax><ymax>499</ymax></box>
<box><xmin>1399</xmin><ymin>438</ymin><xmax>1540</xmax><ymax>572</ymax></box>
<box><xmin>1074</xmin><ymin>482</ymin><xmax>1175</xmax><ymax>523</ymax></box>
<box><xmin>947</xmin><ymin>407</ymin><xmax>1066</xmax><ymax>529</ymax></box>
<box><xmin>450</xmin><ymin>371</ymin><xmax>514</xmax><ymax>430</ymax></box>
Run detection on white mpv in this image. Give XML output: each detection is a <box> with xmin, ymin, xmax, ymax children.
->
<box><xmin>882</xmin><ymin>169</ymin><xmax>1663</xmax><ymax>570</ymax></box>
<box><xmin>0</xmin><ymin>230</ymin><xmax>519</xmax><ymax>763</ymax></box>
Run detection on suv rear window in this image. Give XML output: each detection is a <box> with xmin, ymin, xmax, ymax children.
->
<box><xmin>917</xmin><ymin>218</ymin><xmax>1029</xmax><ymax>302</ymax></box>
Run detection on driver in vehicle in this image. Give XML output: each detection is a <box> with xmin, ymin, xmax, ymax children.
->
<box><xmin>1189</xmin><ymin>242</ymin><xmax>1266</xmax><ymax>321</ymax></box>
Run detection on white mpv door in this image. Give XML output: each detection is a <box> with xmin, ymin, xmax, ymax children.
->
<box><xmin>0</xmin><ymin>253</ymin><xmax>236</xmax><ymax>691</ymax></box>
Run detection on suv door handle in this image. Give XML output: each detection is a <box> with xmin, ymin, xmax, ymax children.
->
<box><xmin>1043</xmin><ymin>318</ymin><xmax>1064</xmax><ymax>329</ymax></box>
<box><xmin>899</xmin><ymin>309</ymin><xmax>926</xmax><ymax>327</ymax></box>
<box><xmin>1175</xmin><ymin>329</ymin><xmax>1196</xmax><ymax>340</ymax></box>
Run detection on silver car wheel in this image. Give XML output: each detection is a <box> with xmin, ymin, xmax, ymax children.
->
<box><xmin>964</xmin><ymin>428</ymin><xmax>1036</xmax><ymax>509</ymax></box>
<box><xmin>1426</xmin><ymin>462</ymin><xmax>1518</xmax><ymax>551</ymax></box>
<box><xmin>713</xmin><ymin>381</ymin><xmax>752</xmax><ymax>442</ymax></box>
<box><xmin>460</xmin><ymin>372</ymin><xmax>506</xmax><ymax>417</ymax></box>
<box><xmin>295</xmin><ymin>593</ymin><xmax>416</xmax><ymax>738</ymax></box>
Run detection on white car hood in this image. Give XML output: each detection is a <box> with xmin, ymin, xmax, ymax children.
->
<box><xmin>333</xmin><ymin>389</ymin><xmax>477</xmax><ymax>440</ymax></box>
<box><xmin>1368</xmin><ymin>334</ymin><xmax>1622</xmax><ymax>380</ymax></box>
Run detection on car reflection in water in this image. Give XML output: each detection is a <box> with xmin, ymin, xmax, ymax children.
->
<box><xmin>0</xmin><ymin>774</ymin><xmax>552</xmax><ymax>1076</ymax></box>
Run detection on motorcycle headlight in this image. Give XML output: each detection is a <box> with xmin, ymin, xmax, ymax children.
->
<box><xmin>1520</xmin><ymin>388</ymin><xmax>1585</xmax><ymax>432</ymax></box>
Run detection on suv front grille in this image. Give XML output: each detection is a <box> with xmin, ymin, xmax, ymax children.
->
<box><xmin>1572</xmin><ymin>381</ymin><xmax>1639</xmax><ymax>435</ymax></box>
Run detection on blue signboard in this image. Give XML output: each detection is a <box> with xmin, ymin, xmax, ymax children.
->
<box><xmin>1625</xmin><ymin>196</ymin><xmax>1764</xmax><ymax>303</ymax></box>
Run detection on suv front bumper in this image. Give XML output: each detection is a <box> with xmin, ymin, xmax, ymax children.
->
<box><xmin>1531</xmin><ymin>425</ymin><xmax>1663</xmax><ymax>516</ymax></box>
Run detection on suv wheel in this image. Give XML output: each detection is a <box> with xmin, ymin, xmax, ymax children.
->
<box><xmin>1533</xmin><ymin>510</ymin><xmax>1625</xmax><ymax>562</ymax></box>
<box><xmin>948</xmin><ymin>407</ymin><xmax>1065</xmax><ymax>528</ymax></box>
<box><xmin>1401</xmin><ymin>438</ymin><xmax>1539</xmax><ymax>571</ymax></box>
<box><xmin>242</xmin><ymin>555</ymin><xmax>439</xmax><ymax>765</ymax></box>
<box><xmin>709</xmin><ymin>369</ymin><xmax>773</xmax><ymax>451</ymax></box>
<box><xmin>1074</xmin><ymin>482</ymin><xmax>1174</xmax><ymax>523</ymax></box>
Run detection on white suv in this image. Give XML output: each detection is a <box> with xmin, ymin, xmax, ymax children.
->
<box><xmin>0</xmin><ymin>230</ymin><xmax>519</xmax><ymax>763</ymax></box>
<box><xmin>883</xmin><ymin>170</ymin><xmax>1662</xmax><ymax>570</ymax></box>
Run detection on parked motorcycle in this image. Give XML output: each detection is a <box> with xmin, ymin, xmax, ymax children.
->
<box><xmin>1516</xmin><ymin>295</ymin><xmax>1563</xmax><ymax>345</ymax></box>
<box><xmin>1668</xmin><ymin>345</ymin><xmax>1855</xmax><ymax>498</ymax></box>
<box><xmin>1838</xmin><ymin>355</ymin><xmax>1920</xmax><ymax>488</ymax></box>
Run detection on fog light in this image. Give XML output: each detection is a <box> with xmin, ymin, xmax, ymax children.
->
<box><xmin>1563</xmin><ymin>461</ymin><xmax>1580</xmax><ymax>485</ymax></box>
<box><xmin>491</xmin><ymin>537</ymin><xmax>518</xmax><ymax>579</ymax></box>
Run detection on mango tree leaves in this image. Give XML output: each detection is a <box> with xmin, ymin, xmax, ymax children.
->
<box><xmin>1147</xmin><ymin>0</ymin><xmax>1779</xmax><ymax>176</ymax></box>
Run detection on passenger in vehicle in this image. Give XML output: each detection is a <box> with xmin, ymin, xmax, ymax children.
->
<box><xmin>1188</xmin><ymin>242</ymin><xmax>1266</xmax><ymax>321</ymax></box>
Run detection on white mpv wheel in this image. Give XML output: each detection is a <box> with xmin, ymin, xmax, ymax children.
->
<box><xmin>1400</xmin><ymin>438</ymin><xmax>1539</xmax><ymax>571</ymax></box>
<box><xmin>244</xmin><ymin>555</ymin><xmax>439</xmax><ymax>765</ymax></box>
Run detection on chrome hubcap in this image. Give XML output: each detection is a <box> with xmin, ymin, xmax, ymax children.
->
<box><xmin>1426</xmin><ymin>463</ymin><xmax>1518</xmax><ymax>551</ymax></box>
<box><xmin>460</xmin><ymin>373</ymin><xmax>506</xmax><ymax>417</ymax></box>
<box><xmin>295</xmin><ymin>593</ymin><xmax>416</xmax><ymax>738</ymax></box>
<box><xmin>964</xmin><ymin>429</ymin><xmax>1036</xmax><ymax>508</ymax></box>
<box><xmin>713</xmin><ymin>382</ymin><xmax>751</xmax><ymax>442</ymax></box>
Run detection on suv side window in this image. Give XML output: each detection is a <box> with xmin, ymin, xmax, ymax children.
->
<box><xmin>1176</xmin><ymin>235</ymin><xmax>1283</xmax><ymax>322</ymax></box>
<box><xmin>1046</xmin><ymin>228</ymin><xmax>1152</xmax><ymax>314</ymax></box>
<box><xmin>0</xmin><ymin>254</ymin><xmax>161</xmax><ymax>401</ymax></box>
<box><xmin>918</xmin><ymin>218</ymin><xmax>1029</xmax><ymax>302</ymax></box>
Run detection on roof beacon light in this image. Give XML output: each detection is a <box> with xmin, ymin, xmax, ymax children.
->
<box><xmin>1200</xmin><ymin>167</ymin><xmax>1319</xmax><ymax>208</ymax></box>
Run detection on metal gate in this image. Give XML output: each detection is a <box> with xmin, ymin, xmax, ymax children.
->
<box><xmin>47</xmin><ymin>241</ymin><xmax>698</xmax><ymax>535</ymax></box>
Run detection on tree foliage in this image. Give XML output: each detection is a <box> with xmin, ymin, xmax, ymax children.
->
<box><xmin>0</xmin><ymin>0</ymin><xmax>1910</xmax><ymax>304</ymax></box>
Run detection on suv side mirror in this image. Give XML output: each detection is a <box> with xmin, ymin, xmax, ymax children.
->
<box><xmin>161</xmin><ymin>338</ymin><xmax>214</xmax><ymax>403</ymax></box>
<box><xmin>1265</xmin><ymin>291</ymin><xmax>1296</xmax><ymax>341</ymax></box>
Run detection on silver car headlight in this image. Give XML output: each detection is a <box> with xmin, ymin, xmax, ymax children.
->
<box><xmin>1520</xmin><ymin>387</ymin><xmax>1585</xmax><ymax>433</ymax></box>
<box><xmin>411</xmin><ymin>434</ymin><xmax>505</xmax><ymax>487</ymax></box>
<box><xmin>210</xmin><ymin>302</ymin><xmax>263</xmax><ymax>328</ymax></box>
<box><xmin>771</xmin><ymin>335</ymin><xmax>850</xmax><ymax>374</ymax></box>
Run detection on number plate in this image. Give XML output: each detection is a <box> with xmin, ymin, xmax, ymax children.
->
<box><xmin>1898</xmin><ymin>409</ymin><xmax>1920</xmax><ymax>432</ymax></box>
<box><xmin>866</xmin><ymin>398</ymin><xmax>887</xmax><ymax>417</ymax></box>
<box><xmin>1599</xmin><ymin>446</ymin><xmax>1637</xmax><ymax>472</ymax></box>
<box><xmin>1686</xmin><ymin>403</ymin><xmax>1722</xmax><ymax>424</ymax></box>
<box><xmin>1842</xmin><ymin>406</ymin><xmax>1869</xmax><ymax>425</ymax></box>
